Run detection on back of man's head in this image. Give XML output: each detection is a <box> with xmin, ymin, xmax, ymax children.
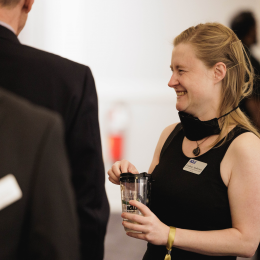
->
<box><xmin>0</xmin><ymin>0</ymin><xmax>34</xmax><ymax>35</ymax></box>
<box><xmin>0</xmin><ymin>0</ymin><xmax>21</xmax><ymax>8</ymax></box>
<box><xmin>230</xmin><ymin>11</ymin><xmax>256</xmax><ymax>46</ymax></box>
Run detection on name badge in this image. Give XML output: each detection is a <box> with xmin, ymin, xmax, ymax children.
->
<box><xmin>183</xmin><ymin>159</ymin><xmax>207</xmax><ymax>175</ymax></box>
<box><xmin>0</xmin><ymin>174</ymin><xmax>22</xmax><ymax>211</ymax></box>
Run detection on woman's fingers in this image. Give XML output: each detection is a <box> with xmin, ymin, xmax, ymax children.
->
<box><xmin>121</xmin><ymin>212</ymin><xmax>147</xmax><ymax>225</ymax></box>
<box><xmin>129</xmin><ymin>200</ymin><xmax>152</xmax><ymax>217</ymax></box>
<box><xmin>122</xmin><ymin>220</ymin><xmax>146</xmax><ymax>233</ymax></box>
<box><xmin>107</xmin><ymin>161</ymin><xmax>122</xmax><ymax>184</ymax></box>
<box><xmin>111</xmin><ymin>161</ymin><xmax>122</xmax><ymax>176</ymax></box>
<box><xmin>107</xmin><ymin>159</ymin><xmax>139</xmax><ymax>185</ymax></box>
<box><xmin>121</xmin><ymin>201</ymin><xmax>170</xmax><ymax>246</ymax></box>
<box><xmin>107</xmin><ymin>168</ymin><xmax>120</xmax><ymax>185</ymax></box>
<box><xmin>128</xmin><ymin>164</ymin><xmax>139</xmax><ymax>174</ymax></box>
<box><xmin>120</xmin><ymin>159</ymin><xmax>139</xmax><ymax>174</ymax></box>
<box><xmin>108</xmin><ymin>176</ymin><xmax>119</xmax><ymax>185</ymax></box>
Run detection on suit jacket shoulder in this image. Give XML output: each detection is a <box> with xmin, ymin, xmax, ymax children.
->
<box><xmin>0</xmin><ymin>87</ymin><xmax>80</xmax><ymax>260</ymax></box>
<box><xmin>21</xmin><ymin>42</ymin><xmax>92</xmax><ymax>78</ymax></box>
<box><xmin>0</xmin><ymin>86</ymin><xmax>61</xmax><ymax>125</ymax></box>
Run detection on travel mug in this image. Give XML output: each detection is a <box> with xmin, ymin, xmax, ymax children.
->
<box><xmin>120</xmin><ymin>172</ymin><xmax>151</xmax><ymax>232</ymax></box>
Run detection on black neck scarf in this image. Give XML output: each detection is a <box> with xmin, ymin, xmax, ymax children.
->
<box><xmin>178</xmin><ymin>106</ymin><xmax>239</xmax><ymax>141</ymax></box>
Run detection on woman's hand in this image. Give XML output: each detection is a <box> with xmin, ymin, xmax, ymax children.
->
<box><xmin>122</xmin><ymin>200</ymin><xmax>170</xmax><ymax>246</ymax></box>
<box><xmin>107</xmin><ymin>159</ymin><xmax>139</xmax><ymax>185</ymax></box>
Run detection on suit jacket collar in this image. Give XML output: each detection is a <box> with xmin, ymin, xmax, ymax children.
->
<box><xmin>0</xmin><ymin>24</ymin><xmax>20</xmax><ymax>45</ymax></box>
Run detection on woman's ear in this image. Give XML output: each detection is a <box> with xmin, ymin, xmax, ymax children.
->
<box><xmin>213</xmin><ymin>62</ymin><xmax>226</xmax><ymax>84</ymax></box>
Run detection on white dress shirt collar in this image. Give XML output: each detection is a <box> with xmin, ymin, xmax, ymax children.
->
<box><xmin>0</xmin><ymin>21</ymin><xmax>16</xmax><ymax>34</ymax></box>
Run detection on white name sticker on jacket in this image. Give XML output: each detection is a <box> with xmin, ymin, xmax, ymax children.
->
<box><xmin>183</xmin><ymin>159</ymin><xmax>207</xmax><ymax>175</ymax></box>
<box><xmin>0</xmin><ymin>174</ymin><xmax>22</xmax><ymax>211</ymax></box>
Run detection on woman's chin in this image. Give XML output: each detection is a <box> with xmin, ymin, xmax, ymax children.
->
<box><xmin>176</xmin><ymin>103</ymin><xmax>187</xmax><ymax>112</ymax></box>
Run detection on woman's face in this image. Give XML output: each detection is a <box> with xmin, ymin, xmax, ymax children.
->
<box><xmin>168</xmin><ymin>43</ymin><xmax>220</xmax><ymax>119</ymax></box>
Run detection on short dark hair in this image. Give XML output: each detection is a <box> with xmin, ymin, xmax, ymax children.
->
<box><xmin>230</xmin><ymin>11</ymin><xmax>256</xmax><ymax>40</ymax></box>
<box><xmin>0</xmin><ymin>0</ymin><xmax>21</xmax><ymax>7</ymax></box>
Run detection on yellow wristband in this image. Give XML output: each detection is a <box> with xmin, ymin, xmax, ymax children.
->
<box><xmin>164</xmin><ymin>226</ymin><xmax>176</xmax><ymax>260</ymax></box>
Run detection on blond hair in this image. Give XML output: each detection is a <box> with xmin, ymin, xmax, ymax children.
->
<box><xmin>174</xmin><ymin>22</ymin><xmax>260</xmax><ymax>145</ymax></box>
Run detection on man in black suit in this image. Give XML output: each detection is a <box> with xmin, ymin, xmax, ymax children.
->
<box><xmin>0</xmin><ymin>88</ymin><xmax>80</xmax><ymax>260</ymax></box>
<box><xmin>0</xmin><ymin>1</ymin><xmax>109</xmax><ymax>259</ymax></box>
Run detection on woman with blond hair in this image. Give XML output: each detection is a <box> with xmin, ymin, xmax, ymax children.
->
<box><xmin>108</xmin><ymin>23</ymin><xmax>260</xmax><ymax>259</ymax></box>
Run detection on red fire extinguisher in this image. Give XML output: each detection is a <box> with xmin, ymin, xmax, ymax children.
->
<box><xmin>108</xmin><ymin>102</ymin><xmax>129</xmax><ymax>162</ymax></box>
<box><xmin>109</xmin><ymin>135</ymin><xmax>122</xmax><ymax>162</ymax></box>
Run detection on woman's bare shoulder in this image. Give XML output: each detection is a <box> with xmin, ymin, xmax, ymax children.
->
<box><xmin>221</xmin><ymin>131</ymin><xmax>260</xmax><ymax>187</ymax></box>
<box><xmin>227</xmin><ymin>131</ymin><xmax>260</xmax><ymax>165</ymax></box>
<box><xmin>158</xmin><ymin>122</ymin><xmax>180</xmax><ymax>147</ymax></box>
<box><xmin>231</xmin><ymin>131</ymin><xmax>260</xmax><ymax>150</ymax></box>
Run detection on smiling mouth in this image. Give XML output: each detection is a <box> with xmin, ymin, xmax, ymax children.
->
<box><xmin>176</xmin><ymin>91</ymin><xmax>187</xmax><ymax>96</ymax></box>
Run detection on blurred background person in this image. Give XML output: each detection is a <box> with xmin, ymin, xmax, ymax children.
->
<box><xmin>0</xmin><ymin>1</ymin><xmax>109</xmax><ymax>259</ymax></box>
<box><xmin>0</xmin><ymin>88</ymin><xmax>79</xmax><ymax>260</ymax></box>
<box><xmin>231</xmin><ymin>15</ymin><xmax>260</xmax><ymax>259</ymax></box>
<box><xmin>231</xmin><ymin>11</ymin><xmax>260</xmax><ymax>129</ymax></box>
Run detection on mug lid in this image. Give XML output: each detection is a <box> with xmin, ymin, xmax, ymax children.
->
<box><xmin>120</xmin><ymin>172</ymin><xmax>150</xmax><ymax>181</ymax></box>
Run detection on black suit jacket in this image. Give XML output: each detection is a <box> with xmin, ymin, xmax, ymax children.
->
<box><xmin>0</xmin><ymin>88</ymin><xmax>80</xmax><ymax>260</ymax></box>
<box><xmin>0</xmin><ymin>25</ymin><xmax>109</xmax><ymax>260</ymax></box>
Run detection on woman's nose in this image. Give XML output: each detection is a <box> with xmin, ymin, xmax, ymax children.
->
<box><xmin>168</xmin><ymin>72</ymin><xmax>179</xmax><ymax>88</ymax></box>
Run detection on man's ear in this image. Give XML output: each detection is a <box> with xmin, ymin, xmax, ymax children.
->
<box><xmin>23</xmin><ymin>0</ymin><xmax>34</xmax><ymax>13</ymax></box>
<box><xmin>213</xmin><ymin>62</ymin><xmax>226</xmax><ymax>84</ymax></box>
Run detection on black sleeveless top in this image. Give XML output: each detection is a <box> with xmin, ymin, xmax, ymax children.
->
<box><xmin>142</xmin><ymin>124</ymin><xmax>248</xmax><ymax>260</ymax></box>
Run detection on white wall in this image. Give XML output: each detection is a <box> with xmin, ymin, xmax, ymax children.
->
<box><xmin>19</xmin><ymin>0</ymin><xmax>260</xmax><ymax>81</ymax></box>
<box><xmin>19</xmin><ymin>0</ymin><xmax>260</xmax><ymax>212</ymax></box>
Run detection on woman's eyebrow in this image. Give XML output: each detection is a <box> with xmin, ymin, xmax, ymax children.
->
<box><xmin>170</xmin><ymin>63</ymin><xmax>187</xmax><ymax>71</ymax></box>
<box><xmin>176</xmin><ymin>64</ymin><xmax>186</xmax><ymax>69</ymax></box>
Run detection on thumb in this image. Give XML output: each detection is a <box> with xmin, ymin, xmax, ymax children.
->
<box><xmin>128</xmin><ymin>164</ymin><xmax>139</xmax><ymax>174</ymax></box>
<box><xmin>129</xmin><ymin>200</ymin><xmax>151</xmax><ymax>216</ymax></box>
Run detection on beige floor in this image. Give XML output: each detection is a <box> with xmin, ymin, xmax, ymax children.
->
<box><xmin>104</xmin><ymin>213</ymin><xmax>147</xmax><ymax>260</ymax></box>
<box><xmin>104</xmin><ymin>213</ymin><xmax>257</xmax><ymax>260</ymax></box>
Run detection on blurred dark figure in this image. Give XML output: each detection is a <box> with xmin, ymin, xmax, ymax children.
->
<box><xmin>0</xmin><ymin>88</ymin><xmax>80</xmax><ymax>259</ymax></box>
<box><xmin>231</xmin><ymin>11</ymin><xmax>260</xmax><ymax>260</ymax></box>
<box><xmin>231</xmin><ymin>11</ymin><xmax>260</xmax><ymax>129</ymax></box>
<box><xmin>0</xmin><ymin>1</ymin><xmax>109</xmax><ymax>259</ymax></box>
